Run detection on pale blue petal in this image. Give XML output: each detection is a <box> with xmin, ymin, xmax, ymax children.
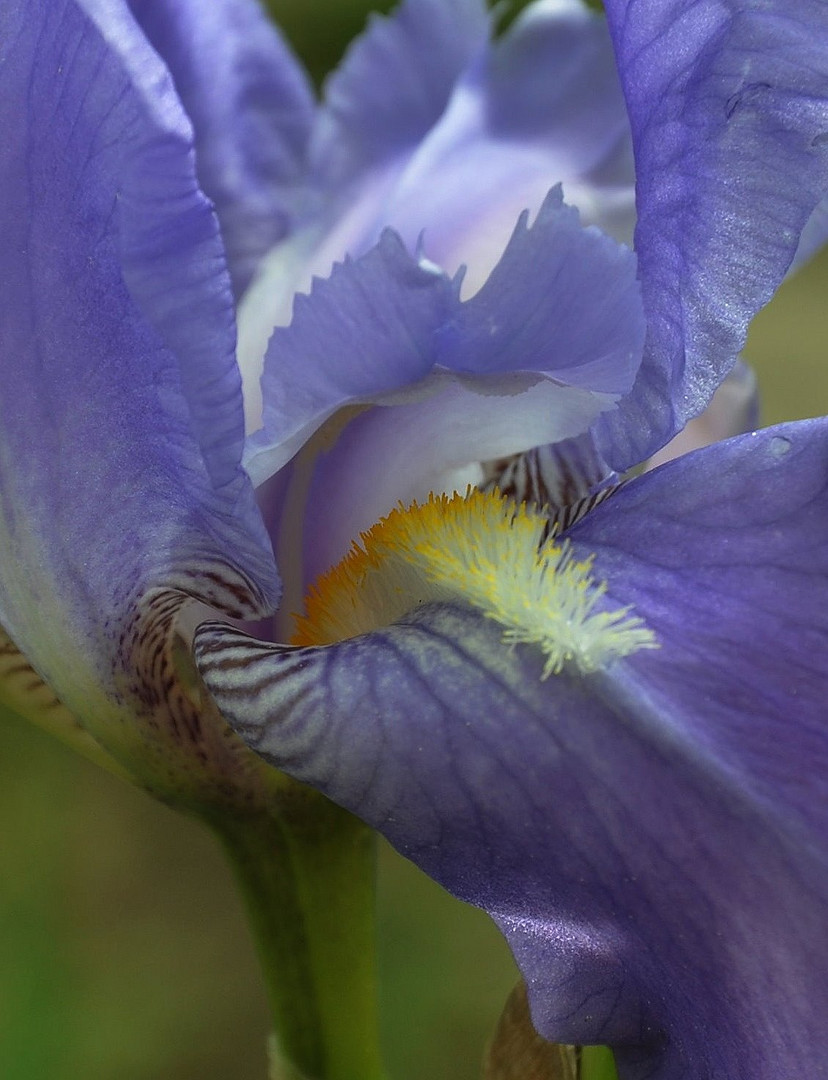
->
<box><xmin>375</xmin><ymin>0</ymin><xmax>635</xmax><ymax>292</ymax></box>
<box><xmin>235</xmin><ymin>0</ymin><xmax>491</xmax><ymax>418</ymax></box>
<box><xmin>248</xmin><ymin>189</ymin><xmax>643</xmax><ymax>485</ymax></box>
<box><xmin>237</xmin><ymin>0</ymin><xmax>635</xmax><ymax>418</ymax></box>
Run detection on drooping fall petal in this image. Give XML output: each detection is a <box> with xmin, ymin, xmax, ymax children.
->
<box><xmin>197</xmin><ymin>418</ymin><xmax>828</xmax><ymax>1080</ymax></box>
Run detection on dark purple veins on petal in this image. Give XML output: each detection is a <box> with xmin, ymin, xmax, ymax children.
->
<box><xmin>196</xmin><ymin>419</ymin><xmax>828</xmax><ymax>1080</ymax></box>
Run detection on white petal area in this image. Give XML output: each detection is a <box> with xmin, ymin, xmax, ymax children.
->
<box><xmin>236</xmin><ymin>163</ymin><xmax>415</xmax><ymax>437</ymax></box>
<box><xmin>380</xmin><ymin>72</ymin><xmax>634</xmax><ymax>296</ymax></box>
<box><xmin>236</xmin><ymin>224</ymin><xmax>324</xmax><ymax>435</ymax></box>
<box><xmin>298</xmin><ymin>375</ymin><xmax>619</xmax><ymax>585</ymax></box>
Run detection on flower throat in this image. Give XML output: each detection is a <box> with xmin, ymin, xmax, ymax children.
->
<box><xmin>292</xmin><ymin>489</ymin><xmax>657</xmax><ymax>676</ymax></box>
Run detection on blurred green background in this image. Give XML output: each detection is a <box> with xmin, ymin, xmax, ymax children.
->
<box><xmin>2</xmin><ymin>1</ymin><xmax>828</xmax><ymax>1078</ymax></box>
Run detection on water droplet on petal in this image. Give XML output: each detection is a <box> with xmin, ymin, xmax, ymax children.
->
<box><xmin>771</xmin><ymin>435</ymin><xmax>792</xmax><ymax>458</ymax></box>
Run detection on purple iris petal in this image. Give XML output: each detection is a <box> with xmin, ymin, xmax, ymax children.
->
<box><xmin>0</xmin><ymin>0</ymin><xmax>277</xmax><ymax>714</ymax></box>
<box><xmin>239</xmin><ymin>0</ymin><xmax>637</xmax><ymax>423</ymax></box>
<box><xmin>571</xmin><ymin>419</ymin><xmax>828</xmax><ymax>848</ymax></box>
<box><xmin>246</xmin><ymin>188</ymin><xmax>644</xmax><ymax>586</ymax></box>
<box><xmin>249</xmin><ymin>188</ymin><xmax>642</xmax><ymax>480</ymax></box>
<box><xmin>445</xmin><ymin>188</ymin><xmax>640</xmax><ymax>392</ymax></box>
<box><xmin>344</xmin><ymin>0</ymin><xmax>635</xmax><ymax>292</ymax></box>
<box><xmin>124</xmin><ymin>0</ymin><xmax>315</xmax><ymax>297</ymax></box>
<box><xmin>310</xmin><ymin>0</ymin><xmax>490</xmax><ymax>195</ymax></box>
<box><xmin>645</xmin><ymin>359</ymin><xmax>758</xmax><ymax>469</ymax></box>
<box><xmin>2</xmin><ymin>0</ymin><xmax>826</xmax><ymax>1070</ymax></box>
<box><xmin>598</xmin><ymin>0</ymin><xmax>828</xmax><ymax>471</ymax></box>
<box><xmin>197</xmin><ymin>418</ymin><xmax>828</xmax><ymax>1079</ymax></box>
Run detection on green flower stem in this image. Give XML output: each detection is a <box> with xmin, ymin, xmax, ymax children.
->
<box><xmin>580</xmin><ymin>1046</ymin><xmax>619</xmax><ymax>1080</ymax></box>
<box><xmin>210</xmin><ymin>787</ymin><xmax>387</xmax><ymax>1080</ymax></box>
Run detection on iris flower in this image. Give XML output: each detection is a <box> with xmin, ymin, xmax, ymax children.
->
<box><xmin>2</xmin><ymin>0</ymin><xmax>828</xmax><ymax>1078</ymax></box>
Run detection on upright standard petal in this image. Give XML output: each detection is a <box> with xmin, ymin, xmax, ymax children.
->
<box><xmin>238</xmin><ymin>0</ymin><xmax>636</xmax><ymax>428</ymax></box>
<box><xmin>197</xmin><ymin>419</ymin><xmax>828</xmax><ymax>1079</ymax></box>
<box><xmin>311</xmin><ymin>0</ymin><xmax>633</xmax><ymax>272</ymax></box>
<box><xmin>599</xmin><ymin>0</ymin><xmax>828</xmax><ymax>470</ymax></box>
<box><xmin>372</xmin><ymin>0</ymin><xmax>635</xmax><ymax>293</ymax></box>
<box><xmin>310</xmin><ymin>0</ymin><xmax>490</xmax><ymax>194</ymax></box>
<box><xmin>125</xmin><ymin>0</ymin><xmax>316</xmax><ymax>297</ymax></box>
<box><xmin>0</xmin><ymin>0</ymin><xmax>278</xmax><ymax>794</ymax></box>
<box><xmin>236</xmin><ymin>0</ymin><xmax>491</xmax><ymax>426</ymax></box>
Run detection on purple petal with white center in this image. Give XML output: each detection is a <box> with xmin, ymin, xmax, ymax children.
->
<box><xmin>306</xmin><ymin>0</ymin><xmax>634</xmax><ymax>289</ymax></box>
<box><xmin>599</xmin><ymin>0</ymin><xmax>828</xmax><ymax>471</ymax></box>
<box><xmin>249</xmin><ymin>188</ymin><xmax>643</xmax><ymax>483</ymax></box>
<box><xmin>247</xmin><ymin>189</ymin><xmax>643</xmax><ymax>588</ymax></box>
<box><xmin>125</xmin><ymin>0</ymin><xmax>315</xmax><ymax>298</ymax></box>
<box><xmin>197</xmin><ymin>417</ymin><xmax>828</xmax><ymax>1079</ymax></box>
<box><xmin>0</xmin><ymin>0</ymin><xmax>278</xmax><ymax>758</ymax></box>
<box><xmin>245</xmin><ymin>230</ymin><xmax>458</xmax><ymax>487</ymax></box>
<box><xmin>235</xmin><ymin>0</ymin><xmax>490</xmax><ymax>421</ymax></box>
<box><xmin>296</xmin><ymin>378</ymin><xmax>617</xmax><ymax>586</ymax></box>
<box><xmin>238</xmin><ymin>0</ymin><xmax>636</xmax><ymax>421</ymax></box>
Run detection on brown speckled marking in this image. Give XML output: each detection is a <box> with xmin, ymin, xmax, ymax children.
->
<box><xmin>0</xmin><ymin>626</ymin><xmax>65</xmax><ymax>713</ymax></box>
<box><xmin>103</xmin><ymin>554</ymin><xmax>281</xmax><ymax>803</ymax></box>
<box><xmin>2</xmin><ymin>549</ymin><xmax>280</xmax><ymax>809</ymax></box>
<box><xmin>481</xmin><ymin>443</ymin><xmax>620</xmax><ymax>537</ymax></box>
